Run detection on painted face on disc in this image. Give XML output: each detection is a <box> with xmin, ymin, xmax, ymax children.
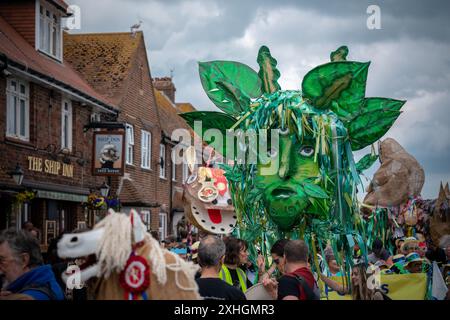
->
<box><xmin>190</xmin><ymin>195</ymin><xmax>237</xmax><ymax>234</ymax></box>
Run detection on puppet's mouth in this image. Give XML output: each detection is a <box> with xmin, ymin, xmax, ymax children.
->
<box><xmin>207</xmin><ymin>209</ymin><xmax>222</xmax><ymax>224</ymax></box>
<box><xmin>62</xmin><ymin>254</ymin><xmax>99</xmax><ymax>284</ymax></box>
<box><xmin>271</xmin><ymin>187</ymin><xmax>297</xmax><ymax>199</ymax></box>
<box><xmin>78</xmin><ymin>254</ymin><xmax>97</xmax><ymax>271</ymax></box>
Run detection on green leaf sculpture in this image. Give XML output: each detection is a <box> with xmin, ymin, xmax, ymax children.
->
<box><xmin>302</xmin><ymin>61</ymin><xmax>370</xmax><ymax>112</ymax></box>
<box><xmin>347</xmin><ymin>98</ymin><xmax>405</xmax><ymax>150</ymax></box>
<box><xmin>199</xmin><ymin>61</ymin><xmax>262</xmax><ymax>116</ymax></box>
<box><xmin>257</xmin><ymin>46</ymin><xmax>281</xmax><ymax>94</ymax></box>
<box><xmin>356</xmin><ymin>153</ymin><xmax>379</xmax><ymax>173</ymax></box>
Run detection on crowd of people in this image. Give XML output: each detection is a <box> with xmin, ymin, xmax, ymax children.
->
<box><xmin>0</xmin><ymin>220</ymin><xmax>449</xmax><ymax>300</ymax></box>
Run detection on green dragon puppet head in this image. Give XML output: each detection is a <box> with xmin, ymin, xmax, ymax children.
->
<box><xmin>181</xmin><ymin>45</ymin><xmax>405</xmax><ymax>266</ymax></box>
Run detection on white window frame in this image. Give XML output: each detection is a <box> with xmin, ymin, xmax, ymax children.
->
<box><xmin>126</xmin><ymin>124</ymin><xmax>134</xmax><ymax>165</ymax></box>
<box><xmin>140</xmin><ymin>210</ymin><xmax>151</xmax><ymax>231</ymax></box>
<box><xmin>159</xmin><ymin>212</ymin><xmax>167</xmax><ymax>241</ymax></box>
<box><xmin>159</xmin><ymin>144</ymin><xmax>166</xmax><ymax>179</ymax></box>
<box><xmin>37</xmin><ymin>0</ymin><xmax>62</xmax><ymax>60</ymax></box>
<box><xmin>6</xmin><ymin>78</ymin><xmax>30</xmax><ymax>141</ymax></box>
<box><xmin>141</xmin><ymin>130</ymin><xmax>151</xmax><ymax>169</ymax></box>
<box><xmin>61</xmin><ymin>98</ymin><xmax>73</xmax><ymax>151</ymax></box>
<box><xmin>172</xmin><ymin>155</ymin><xmax>176</xmax><ymax>182</ymax></box>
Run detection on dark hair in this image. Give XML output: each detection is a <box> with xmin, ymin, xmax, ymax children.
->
<box><xmin>150</xmin><ymin>231</ymin><xmax>159</xmax><ymax>241</ymax></box>
<box><xmin>179</xmin><ymin>229</ymin><xmax>188</xmax><ymax>239</ymax></box>
<box><xmin>284</xmin><ymin>240</ymin><xmax>309</xmax><ymax>263</ymax></box>
<box><xmin>198</xmin><ymin>236</ymin><xmax>225</xmax><ymax>268</ymax></box>
<box><xmin>270</xmin><ymin>239</ymin><xmax>289</xmax><ymax>256</ymax></box>
<box><xmin>372</xmin><ymin>239</ymin><xmax>383</xmax><ymax>250</ymax></box>
<box><xmin>224</xmin><ymin>237</ymin><xmax>245</xmax><ymax>265</ymax></box>
<box><xmin>0</xmin><ymin>228</ymin><xmax>43</xmax><ymax>267</ymax></box>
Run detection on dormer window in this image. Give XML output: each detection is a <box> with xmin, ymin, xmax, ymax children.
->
<box><xmin>38</xmin><ymin>2</ymin><xmax>62</xmax><ymax>60</ymax></box>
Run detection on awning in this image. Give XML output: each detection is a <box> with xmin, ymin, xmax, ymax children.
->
<box><xmin>35</xmin><ymin>190</ymin><xmax>88</xmax><ymax>203</ymax></box>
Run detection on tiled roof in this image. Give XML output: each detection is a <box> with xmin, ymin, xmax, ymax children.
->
<box><xmin>63</xmin><ymin>32</ymin><xmax>142</xmax><ymax>105</ymax></box>
<box><xmin>119</xmin><ymin>177</ymin><xmax>155</xmax><ymax>207</ymax></box>
<box><xmin>175</xmin><ymin>102</ymin><xmax>196</xmax><ymax>113</ymax></box>
<box><xmin>0</xmin><ymin>16</ymin><xmax>116</xmax><ymax>112</ymax></box>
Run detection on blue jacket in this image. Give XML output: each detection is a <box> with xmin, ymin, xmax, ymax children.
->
<box><xmin>7</xmin><ymin>265</ymin><xmax>64</xmax><ymax>300</ymax></box>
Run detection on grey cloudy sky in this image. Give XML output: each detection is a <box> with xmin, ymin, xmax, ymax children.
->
<box><xmin>68</xmin><ymin>0</ymin><xmax>450</xmax><ymax>199</ymax></box>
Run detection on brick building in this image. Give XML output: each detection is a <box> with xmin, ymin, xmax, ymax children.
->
<box><xmin>0</xmin><ymin>0</ymin><xmax>119</xmax><ymax>247</ymax></box>
<box><xmin>63</xmin><ymin>33</ymin><xmax>197</xmax><ymax>240</ymax></box>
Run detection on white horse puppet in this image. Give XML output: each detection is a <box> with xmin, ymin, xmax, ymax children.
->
<box><xmin>58</xmin><ymin>208</ymin><xmax>200</xmax><ymax>300</ymax></box>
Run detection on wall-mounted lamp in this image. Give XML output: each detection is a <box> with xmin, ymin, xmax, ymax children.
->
<box><xmin>100</xmin><ymin>181</ymin><xmax>110</xmax><ymax>197</ymax></box>
<box><xmin>9</xmin><ymin>163</ymin><xmax>24</xmax><ymax>186</ymax></box>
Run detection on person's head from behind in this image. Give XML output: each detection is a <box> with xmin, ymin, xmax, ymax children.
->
<box><xmin>440</xmin><ymin>235</ymin><xmax>450</xmax><ymax>259</ymax></box>
<box><xmin>270</xmin><ymin>239</ymin><xmax>289</xmax><ymax>274</ymax></box>
<box><xmin>283</xmin><ymin>240</ymin><xmax>309</xmax><ymax>273</ymax></box>
<box><xmin>371</xmin><ymin>239</ymin><xmax>383</xmax><ymax>256</ymax></box>
<box><xmin>224</xmin><ymin>237</ymin><xmax>247</xmax><ymax>267</ymax></box>
<box><xmin>198</xmin><ymin>235</ymin><xmax>226</xmax><ymax>273</ymax></box>
<box><xmin>179</xmin><ymin>229</ymin><xmax>188</xmax><ymax>241</ymax></box>
<box><xmin>22</xmin><ymin>221</ymin><xmax>34</xmax><ymax>232</ymax></box>
<box><xmin>0</xmin><ymin>229</ymin><xmax>44</xmax><ymax>284</ymax></box>
<box><xmin>326</xmin><ymin>254</ymin><xmax>340</xmax><ymax>274</ymax></box>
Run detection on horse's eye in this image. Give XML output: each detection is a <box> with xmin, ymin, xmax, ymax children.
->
<box><xmin>70</xmin><ymin>236</ymin><xmax>78</xmax><ymax>243</ymax></box>
<box><xmin>299</xmin><ymin>146</ymin><xmax>314</xmax><ymax>157</ymax></box>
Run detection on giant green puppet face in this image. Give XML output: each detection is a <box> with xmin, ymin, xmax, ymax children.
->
<box><xmin>181</xmin><ymin>45</ymin><xmax>405</xmax><ymax>252</ymax></box>
<box><xmin>258</xmin><ymin>132</ymin><xmax>319</xmax><ymax>230</ymax></box>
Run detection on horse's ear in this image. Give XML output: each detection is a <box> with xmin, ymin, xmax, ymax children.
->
<box><xmin>130</xmin><ymin>209</ymin><xmax>146</xmax><ymax>243</ymax></box>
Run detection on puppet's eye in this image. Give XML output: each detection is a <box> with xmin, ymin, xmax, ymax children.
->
<box><xmin>299</xmin><ymin>146</ymin><xmax>314</xmax><ymax>157</ymax></box>
<box><xmin>267</xmin><ymin>147</ymin><xmax>278</xmax><ymax>158</ymax></box>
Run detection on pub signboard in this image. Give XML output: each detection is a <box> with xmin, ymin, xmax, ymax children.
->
<box><xmin>92</xmin><ymin>131</ymin><xmax>125</xmax><ymax>176</ymax></box>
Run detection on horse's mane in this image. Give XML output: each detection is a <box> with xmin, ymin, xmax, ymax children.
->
<box><xmin>95</xmin><ymin>213</ymin><xmax>132</xmax><ymax>278</ymax></box>
<box><xmin>93</xmin><ymin>212</ymin><xmax>199</xmax><ymax>291</ymax></box>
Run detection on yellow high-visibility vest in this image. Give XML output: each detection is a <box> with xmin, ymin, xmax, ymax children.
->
<box><xmin>219</xmin><ymin>265</ymin><xmax>247</xmax><ymax>293</ymax></box>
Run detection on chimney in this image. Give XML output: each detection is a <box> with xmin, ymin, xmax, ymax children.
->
<box><xmin>153</xmin><ymin>77</ymin><xmax>176</xmax><ymax>103</ymax></box>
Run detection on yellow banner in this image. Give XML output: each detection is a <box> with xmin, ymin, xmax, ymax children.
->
<box><xmin>323</xmin><ymin>273</ymin><xmax>427</xmax><ymax>300</ymax></box>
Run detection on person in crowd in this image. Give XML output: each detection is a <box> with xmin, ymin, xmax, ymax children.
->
<box><xmin>320</xmin><ymin>260</ymin><xmax>388</xmax><ymax>300</ymax></box>
<box><xmin>440</xmin><ymin>235</ymin><xmax>450</xmax><ymax>263</ymax></box>
<box><xmin>21</xmin><ymin>221</ymin><xmax>34</xmax><ymax>233</ymax></box>
<box><xmin>400</xmin><ymin>237</ymin><xmax>420</xmax><ymax>255</ymax></box>
<box><xmin>170</xmin><ymin>243</ymin><xmax>188</xmax><ymax>260</ymax></box>
<box><xmin>195</xmin><ymin>235</ymin><xmax>246</xmax><ymax>300</ymax></box>
<box><xmin>368</xmin><ymin>239</ymin><xmax>390</xmax><ymax>264</ymax></box>
<box><xmin>259</xmin><ymin>239</ymin><xmax>289</xmax><ymax>283</ymax></box>
<box><xmin>0</xmin><ymin>229</ymin><xmax>64</xmax><ymax>300</ymax></box>
<box><xmin>263</xmin><ymin>240</ymin><xmax>319</xmax><ymax>300</ymax></box>
<box><xmin>386</xmin><ymin>254</ymin><xmax>408</xmax><ymax>274</ymax></box>
<box><xmin>324</xmin><ymin>252</ymin><xmax>342</xmax><ymax>276</ymax></box>
<box><xmin>425</xmin><ymin>239</ymin><xmax>446</xmax><ymax>266</ymax></box>
<box><xmin>190</xmin><ymin>241</ymin><xmax>200</xmax><ymax>264</ymax></box>
<box><xmin>404</xmin><ymin>252</ymin><xmax>429</xmax><ymax>273</ymax></box>
<box><xmin>219</xmin><ymin>237</ymin><xmax>252</xmax><ymax>293</ymax></box>
<box><xmin>150</xmin><ymin>231</ymin><xmax>159</xmax><ymax>243</ymax></box>
<box><xmin>395</xmin><ymin>238</ymin><xmax>405</xmax><ymax>255</ymax></box>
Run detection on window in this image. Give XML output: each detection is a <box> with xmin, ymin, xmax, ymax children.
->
<box><xmin>182</xmin><ymin>163</ymin><xmax>189</xmax><ymax>184</ymax></box>
<box><xmin>126</xmin><ymin>124</ymin><xmax>134</xmax><ymax>165</ymax></box>
<box><xmin>159</xmin><ymin>144</ymin><xmax>166</xmax><ymax>178</ymax></box>
<box><xmin>141</xmin><ymin>130</ymin><xmax>151</xmax><ymax>169</ymax></box>
<box><xmin>172</xmin><ymin>154</ymin><xmax>176</xmax><ymax>181</ymax></box>
<box><xmin>38</xmin><ymin>3</ymin><xmax>61</xmax><ymax>59</ymax></box>
<box><xmin>61</xmin><ymin>99</ymin><xmax>72</xmax><ymax>150</ymax></box>
<box><xmin>159</xmin><ymin>212</ymin><xmax>167</xmax><ymax>241</ymax></box>
<box><xmin>6</xmin><ymin>78</ymin><xmax>29</xmax><ymax>141</ymax></box>
<box><xmin>140</xmin><ymin>210</ymin><xmax>151</xmax><ymax>231</ymax></box>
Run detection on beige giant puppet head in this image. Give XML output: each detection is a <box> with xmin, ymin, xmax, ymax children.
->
<box><xmin>182</xmin><ymin>147</ymin><xmax>237</xmax><ymax>235</ymax></box>
<box><xmin>364</xmin><ymin>138</ymin><xmax>425</xmax><ymax>207</ymax></box>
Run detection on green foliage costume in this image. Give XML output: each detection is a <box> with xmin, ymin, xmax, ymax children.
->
<box><xmin>181</xmin><ymin>45</ymin><xmax>405</xmax><ymax>276</ymax></box>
